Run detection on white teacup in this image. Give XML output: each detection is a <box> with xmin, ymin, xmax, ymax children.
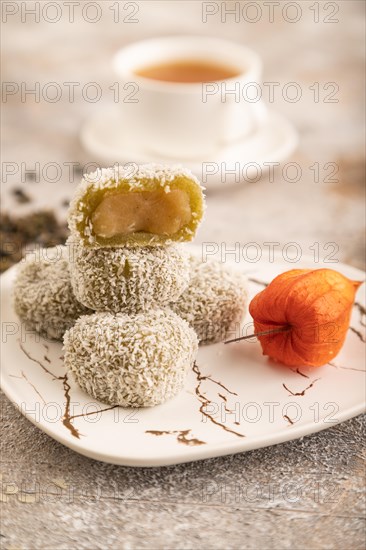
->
<box><xmin>113</xmin><ymin>36</ymin><xmax>267</xmax><ymax>159</ymax></box>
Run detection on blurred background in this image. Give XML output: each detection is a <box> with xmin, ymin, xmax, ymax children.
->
<box><xmin>1</xmin><ymin>0</ymin><xmax>365</xmax><ymax>271</ymax></box>
<box><xmin>1</xmin><ymin>3</ymin><xmax>365</xmax><ymax>549</ymax></box>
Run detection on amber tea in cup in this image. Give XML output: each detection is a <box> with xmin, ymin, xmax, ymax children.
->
<box><xmin>134</xmin><ymin>59</ymin><xmax>240</xmax><ymax>83</ymax></box>
<box><xmin>114</xmin><ymin>36</ymin><xmax>265</xmax><ymax>158</ymax></box>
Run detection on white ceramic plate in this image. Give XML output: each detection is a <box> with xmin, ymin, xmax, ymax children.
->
<box><xmin>1</xmin><ymin>251</ymin><xmax>365</xmax><ymax>466</ymax></box>
<box><xmin>80</xmin><ymin>108</ymin><xmax>298</xmax><ymax>188</ymax></box>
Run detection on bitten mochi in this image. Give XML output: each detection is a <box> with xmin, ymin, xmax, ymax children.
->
<box><xmin>171</xmin><ymin>255</ymin><xmax>249</xmax><ymax>344</ymax></box>
<box><xmin>68</xmin><ymin>163</ymin><xmax>205</xmax><ymax>247</ymax></box>
<box><xmin>13</xmin><ymin>246</ymin><xmax>91</xmax><ymax>340</ymax></box>
<box><xmin>63</xmin><ymin>308</ymin><xmax>199</xmax><ymax>407</ymax></box>
<box><xmin>67</xmin><ymin>236</ymin><xmax>190</xmax><ymax>313</ymax></box>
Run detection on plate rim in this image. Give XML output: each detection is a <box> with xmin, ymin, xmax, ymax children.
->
<box><xmin>80</xmin><ymin>108</ymin><xmax>298</xmax><ymax>181</ymax></box>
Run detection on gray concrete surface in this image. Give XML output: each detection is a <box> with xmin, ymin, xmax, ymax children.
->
<box><xmin>1</xmin><ymin>1</ymin><xmax>365</xmax><ymax>549</ymax></box>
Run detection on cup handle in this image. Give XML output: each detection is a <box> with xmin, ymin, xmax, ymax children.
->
<box><xmin>221</xmin><ymin>97</ymin><xmax>267</xmax><ymax>145</ymax></box>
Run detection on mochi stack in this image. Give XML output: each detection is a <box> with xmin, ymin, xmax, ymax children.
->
<box><xmin>14</xmin><ymin>163</ymin><xmax>248</xmax><ymax>407</ymax></box>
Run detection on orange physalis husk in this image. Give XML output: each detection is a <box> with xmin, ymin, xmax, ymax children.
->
<box><xmin>249</xmin><ymin>269</ymin><xmax>362</xmax><ymax>368</ymax></box>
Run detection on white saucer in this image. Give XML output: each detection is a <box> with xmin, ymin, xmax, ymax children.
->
<box><xmin>81</xmin><ymin>108</ymin><xmax>298</xmax><ymax>188</ymax></box>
